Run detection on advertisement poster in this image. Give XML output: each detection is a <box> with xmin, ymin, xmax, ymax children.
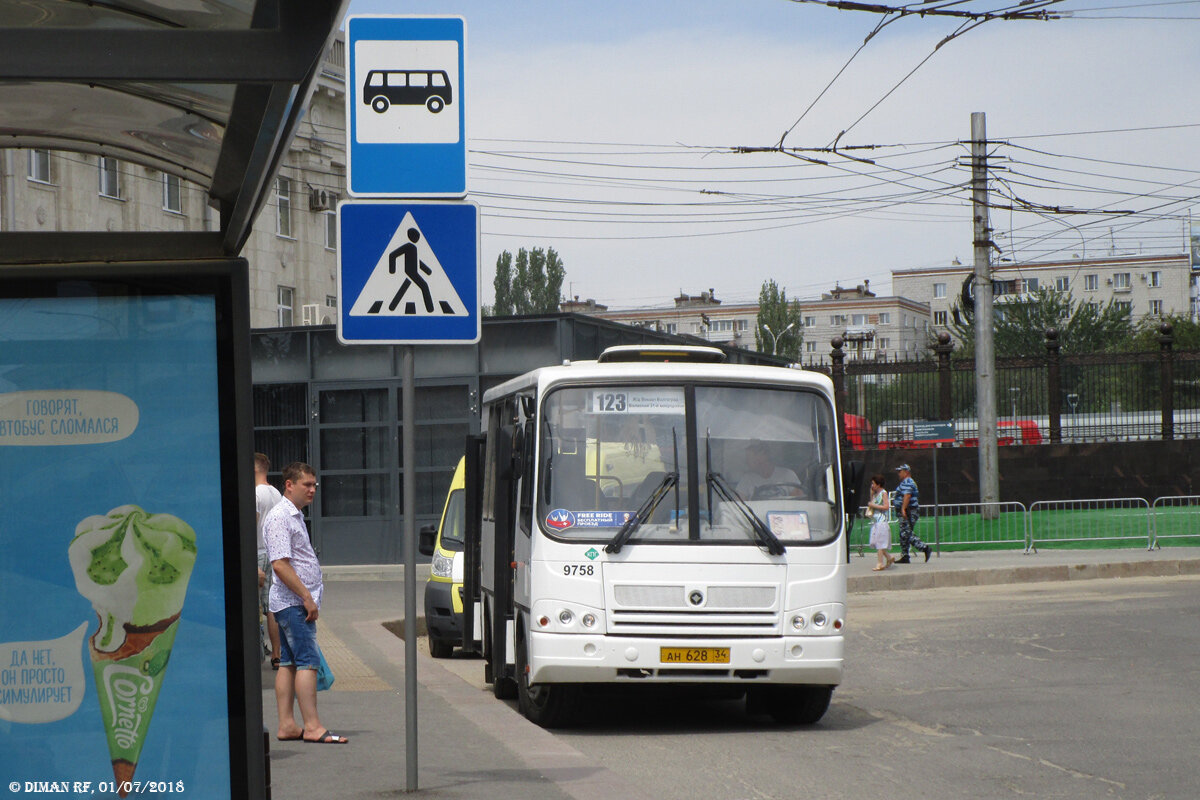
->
<box><xmin>0</xmin><ymin>289</ymin><xmax>233</xmax><ymax>798</ymax></box>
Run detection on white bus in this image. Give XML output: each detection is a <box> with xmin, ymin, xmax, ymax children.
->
<box><xmin>468</xmin><ymin>345</ymin><xmax>853</xmax><ymax>727</ymax></box>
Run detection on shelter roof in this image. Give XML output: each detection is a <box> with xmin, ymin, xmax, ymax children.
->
<box><xmin>0</xmin><ymin>0</ymin><xmax>347</xmax><ymax>262</ymax></box>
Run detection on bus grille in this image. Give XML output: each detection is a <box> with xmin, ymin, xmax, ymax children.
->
<box><xmin>608</xmin><ymin>583</ymin><xmax>780</xmax><ymax>636</ymax></box>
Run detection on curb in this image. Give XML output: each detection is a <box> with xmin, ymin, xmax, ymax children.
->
<box><xmin>848</xmin><ymin>556</ymin><xmax>1200</xmax><ymax>593</ymax></box>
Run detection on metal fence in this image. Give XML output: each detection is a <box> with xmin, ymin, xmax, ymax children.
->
<box><xmin>1028</xmin><ymin>497</ymin><xmax>1153</xmax><ymax>551</ymax></box>
<box><xmin>815</xmin><ymin>333</ymin><xmax>1200</xmax><ymax>447</ymax></box>
<box><xmin>1150</xmin><ymin>495</ymin><xmax>1200</xmax><ymax>547</ymax></box>
<box><xmin>852</xmin><ymin>495</ymin><xmax>1200</xmax><ymax>554</ymax></box>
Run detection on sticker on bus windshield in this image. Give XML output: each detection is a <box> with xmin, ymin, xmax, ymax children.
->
<box><xmin>589</xmin><ymin>388</ymin><xmax>685</xmax><ymax>415</ymax></box>
<box><xmin>545</xmin><ymin>509</ymin><xmax>634</xmax><ymax>530</ymax></box>
<box><xmin>767</xmin><ymin>510</ymin><xmax>810</xmax><ymax>540</ymax></box>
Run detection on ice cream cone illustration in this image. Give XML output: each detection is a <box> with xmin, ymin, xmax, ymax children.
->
<box><xmin>68</xmin><ymin>506</ymin><xmax>197</xmax><ymax>797</ymax></box>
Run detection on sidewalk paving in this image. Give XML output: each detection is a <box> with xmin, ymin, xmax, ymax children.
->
<box><xmin>264</xmin><ymin>547</ymin><xmax>1200</xmax><ymax>799</ymax></box>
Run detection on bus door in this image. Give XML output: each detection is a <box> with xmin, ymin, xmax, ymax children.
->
<box><xmin>478</xmin><ymin>400</ymin><xmax>521</xmax><ymax>696</ymax></box>
<box><xmin>461</xmin><ymin>433</ymin><xmax>486</xmax><ymax>655</ymax></box>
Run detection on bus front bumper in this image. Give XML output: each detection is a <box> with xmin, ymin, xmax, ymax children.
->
<box><xmin>527</xmin><ymin>631</ymin><xmax>843</xmax><ymax>686</ymax></box>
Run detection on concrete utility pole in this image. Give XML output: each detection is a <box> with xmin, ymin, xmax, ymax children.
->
<box><xmin>971</xmin><ymin>111</ymin><xmax>999</xmax><ymax>511</ymax></box>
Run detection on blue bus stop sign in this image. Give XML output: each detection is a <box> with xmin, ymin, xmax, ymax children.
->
<box><xmin>337</xmin><ymin>201</ymin><xmax>480</xmax><ymax>344</ymax></box>
<box><xmin>345</xmin><ymin>16</ymin><xmax>466</xmax><ymax>197</ymax></box>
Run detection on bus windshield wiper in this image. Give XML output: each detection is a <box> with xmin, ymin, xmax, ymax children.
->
<box><xmin>705</xmin><ymin>435</ymin><xmax>784</xmax><ymax>556</ymax></box>
<box><xmin>604</xmin><ymin>471</ymin><xmax>677</xmax><ymax>554</ymax></box>
<box><xmin>606</xmin><ymin>428</ymin><xmax>680</xmax><ymax>555</ymax></box>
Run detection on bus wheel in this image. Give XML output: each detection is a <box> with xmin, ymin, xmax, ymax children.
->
<box><xmin>426</xmin><ymin>96</ymin><xmax>445</xmax><ymax>113</ymax></box>
<box><xmin>763</xmin><ymin>685</ymin><xmax>832</xmax><ymax>725</ymax></box>
<box><xmin>371</xmin><ymin>96</ymin><xmax>389</xmax><ymax>113</ymax></box>
<box><xmin>429</xmin><ymin>637</ymin><xmax>453</xmax><ymax>659</ymax></box>
<box><xmin>516</xmin><ymin>630</ymin><xmax>575</xmax><ymax>728</ymax></box>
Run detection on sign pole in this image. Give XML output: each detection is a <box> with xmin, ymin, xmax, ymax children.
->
<box><xmin>402</xmin><ymin>345</ymin><xmax>418</xmax><ymax>791</ymax></box>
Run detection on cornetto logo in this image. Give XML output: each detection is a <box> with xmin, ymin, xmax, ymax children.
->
<box><xmin>102</xmin><ymin>664</ymin><xmax>154</xmax><ymax>749</ymax></box>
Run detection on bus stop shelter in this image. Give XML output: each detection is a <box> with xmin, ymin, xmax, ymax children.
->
<box><xmin>0</xmin><ymin>4</ymin><xmax>347</xmax><ymax>799</ymax></box>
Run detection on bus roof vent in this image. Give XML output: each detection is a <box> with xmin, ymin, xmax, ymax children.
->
<box><xmin>597</xmin><ymin>345</ymin><xmax>727</xmax><ymax>364</ymax></box>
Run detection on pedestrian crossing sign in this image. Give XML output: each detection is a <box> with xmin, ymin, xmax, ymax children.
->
<box><xmin>337</xmin><ymin>201</ymin><xmax>480</xmax><ymax>344</ymax></box>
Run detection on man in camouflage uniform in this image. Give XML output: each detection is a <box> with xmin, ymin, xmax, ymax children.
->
<box><xmin>892</xmin><ymin>463</ymin><xmax>932</xmax><ymax>563</ymax></box>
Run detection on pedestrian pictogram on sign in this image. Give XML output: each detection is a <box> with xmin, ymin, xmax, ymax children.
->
<box><xmin>338</xmin><ymin>201</ymin><xmax>480</xmax><ymax>345</ymax></box>
<box><xmin>348</xmin><ymin>212</ymin><xmax>468</xmax><ymax>318</ymax></box>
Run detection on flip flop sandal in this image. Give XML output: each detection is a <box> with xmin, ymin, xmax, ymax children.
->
<box><xmin>305</xmin><ymin>730</ymin><xmax>349</xmax><ymax>744</ymax></box>
<box><xmin>276</xmin><ymin>731</ymin><xmax>304</xmax><ymax>741</ymax></box>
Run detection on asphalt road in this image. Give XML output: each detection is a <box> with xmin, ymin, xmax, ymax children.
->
<box><xmin>430</xmin><ymin>576</ymin><xmax>1200</xmax><ymax>800</ymax></box>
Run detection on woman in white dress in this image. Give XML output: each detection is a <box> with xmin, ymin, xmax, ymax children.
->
<box><xmin>867</xmin><ymin>474</ymin><xmax>895</xmax><ymax>571</ymax></box>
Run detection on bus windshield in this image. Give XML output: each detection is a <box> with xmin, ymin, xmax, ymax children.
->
<box><xmin>537</xmin><ymin>383</ymin><xmax>840</xmax><ymax>546</ymax></box>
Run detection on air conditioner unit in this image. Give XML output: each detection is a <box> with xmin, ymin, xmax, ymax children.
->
<box><xmin>1105</xmin><ymin>277</ymin><xmax>1113</xmax><ymax>285</ymax></box>
<box><xmin>300</xmin><ymin>303</ymin><xmax>338</xmax><ymax>325</ymax></box>
<box><xmin>309</xmin><ymin>187</ymin><xmax>336</xmax><ymax>212</ymax></box>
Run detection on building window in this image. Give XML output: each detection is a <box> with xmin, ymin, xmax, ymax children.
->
<box><xmin>851</xmin><ymin>314</ymin><xmax>867</xmax><ymax>326</ymax></box>
<box><xmin>1056</xmin><ymin>276</ymin><xmax>1070</xmax><ymax>292</ymax></box>
<box><xmin>804</xmin><ymin>316</ymin><xmax>816</xmax><ymax>328</ymax></box>
<box><xmin>162</xmin><ymin>173</ymin><xmax>182</xmax><ymax>213</ymax></box>
<box><xmin>1149</xmin><ymin>271</ymin><xmax>1161</xmax><ymax>288</ymax></box>
<box><xmin>98</xmin><ymin>157</ymin><xmax>121</xmax><ymax>199</ymax></box>
<box><xmin>1150</xmin><ymin>299</ymin><xmax>1163</xmax><ymax>315</ymax></box>
<box><xmin>933</xmin><ymin>310</ymin><xmax>948</xmax><ymax>326</ymax></box>
<box><xmin>1113</xmin><ymin>272</ymin><xmax>1131</xmax><ymax>290</ymax></box>
<box><xmin>876</xmin><ymin>337</ymin><xmax>889</xmax><ymax>350</ymax></box>
<box><xmin>277</xmin><ymin>286</ymin><xmax>294</xmax><ymax>326</ymax></box>
<box><xmin>933</xmin><ymin>283</ymin><xmax>946</xmax><ymax>298</ymax></box>
<box><xmin>735</xmin><ymin>319</ymin><xmax>748</xmax><ymax>331</ymax></box>
<box><xmin>275</xmin><ymin>177</ymin><xmax>292</xmax><ymax>238</ymax></box>
<box><xmin>1025</xmin><ymin>277</ymin><xmax>1039</xmax><ymax>292</ymax></box>
<box><xmin>1114</xmin><ymin>300</ymin><xmax>1133</xmax><ymax>313</ymax></box>
<box><xmin>1084</xmin><ymin>274</ymin><xmax>1098</xmax><ymax>291</ymax></box>
<box><xmin>324</xmin><ymin>210</ymin><xmax>337</xmax><ymax>250</ymax></box>
<box><xmin>877</xmin><ymin>312</ymin><xmax>891</xmax><ymax>324</ymax></box>
<box><xmin>805</xmin><ymin>341</ymin><xmax>817</xmax><ymax>353</ymax></box>
<box><xmin>326</xmin><ymin>295</ymin><xmax>338</xmax><ymax>309</ymax></box>
<box><xmin>830</xmin><ymin>314</ymin><xmax>846</xmax><ymax>325</ymax></box>
<box><xmin>664</xmin><ymin>323</ymin><xmax>677</xmax><ymax>334</ymax></box>
<box><xmin>27</xmin><ymin>149</ymin><xmax>51</xmax><ymax>183</ymax></box>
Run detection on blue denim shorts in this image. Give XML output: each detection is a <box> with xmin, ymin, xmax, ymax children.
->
<box><xmin>274</xmin><ymin>605</ymin><xmax>319</xmax><ymax>670</ymax></box>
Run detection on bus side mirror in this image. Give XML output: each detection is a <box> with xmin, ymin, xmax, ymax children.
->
<box><xmin>419</xmin><ymin>524</ymin><xmax>437</xmax><ymax>557</ymax></box>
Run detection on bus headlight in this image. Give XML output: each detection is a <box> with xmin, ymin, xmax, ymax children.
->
<box><xmin>812</xmin><ymin>611</ymin><xmax>828</xmax><ymax>628</ymax></box>
<box><xmin>558</xmin><ymin>609</ymin><xmax>574</xmax><ymax>625</ymax></box>
<box><xmin>791</xmin><ymin>614</ymin><xmax>807</xmax><ymax>630</ymax></box>
<box><xmin>581</xmin><ymin>613</ymin><xmax>597</xmax><ymax>628</ymax></box>
<box><xmin>431</xmin><ymin>551</ymin><xmax>453</xmax><ymax>578</ymax></box>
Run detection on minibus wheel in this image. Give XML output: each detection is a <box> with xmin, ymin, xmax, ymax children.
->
<box><xmin>426</xmin><ymin>96</ymin><xmax>445</xmax><ymax>113</ymax></box>
<box><xmin>429</xmin><ymin>637</ymin><xmax>453</xmax><ymax>659</ymax></box>
<box><xmin>759</xmin><ymin>685</ymin><xmax>832</xmax><ymax>724</ymax></box>
<box><xmin>371</xmin><ymin>96</ymin><xmax>389</xmax><ymax>113</ymax></box>
<box><xmin>516</xmin><ymin>622</ymin><xmax>576</xmax><ymax>728</ymax></box>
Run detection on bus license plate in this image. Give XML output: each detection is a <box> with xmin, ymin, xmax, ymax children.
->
<box><xmin>660</xmin><ymin>647</ymin><xmax>730</xmax><ymax>664</ymax></box>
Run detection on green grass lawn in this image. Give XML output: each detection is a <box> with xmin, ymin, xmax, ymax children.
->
<box><xmin>851</xmin><ymin>505</ymin><xmax>1200</xmax><ymax>552</ymax></box>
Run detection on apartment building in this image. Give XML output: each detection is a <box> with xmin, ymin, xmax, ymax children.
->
<box><xmin>797</xmin><ymin>281</ymin><xmax>932</xmax><ymax>364</ymax></box>
<box><xmin>0</xmin><ymin>38</ymin><xmax>348</xmax><ymax>331</ymax></box>
<box><xmin>570</xmin><ymin>289</ymin><xmax>761</xmax><ymax>349</ymax></box>
<box><xmin>893</xmin><ymin>254</ymin><xmax>1194</xmax><ymax>336</ymax></box>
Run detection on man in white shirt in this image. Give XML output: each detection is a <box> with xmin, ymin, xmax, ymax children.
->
<box><xmin>263</xmin><ymin>462</ymin><xmax>348</xmax><ymax>744</ymax></box>
<box><xmin>255</xmin><ymin>453</ymin><xmax>283</xmax><ymax>666</ymax></box>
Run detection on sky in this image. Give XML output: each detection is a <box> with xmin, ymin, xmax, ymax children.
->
<box><xmin>346</xmin><ymin>1</ymin><xmax>1200</xmax><ymax>310</ymax></box>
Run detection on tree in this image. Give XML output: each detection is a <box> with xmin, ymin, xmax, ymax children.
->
<box><xmin>488</xmin><ymin>246</ymin><xmax>565</xmax><ymax>316</ymax></box>
<box><xmin>948</xmin><ymin>288</ymin><xmax>1133</xmax><ymax>357</ymax></box>
<box><xmin>754</xmin><ymin>280</ymin><xmax>803</xmax><ymax>360</ymax></box>
<box><xmin>1127</xmin><ymin>313</ymin><xmax>1200</xmax><ymax>351</ymax></box>
<box><xmin>489</xmin><ymin>251</ymin><xmax>514</xmax><ymax>316</ymax></box>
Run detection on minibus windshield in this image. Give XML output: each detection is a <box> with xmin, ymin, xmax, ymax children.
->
<box><xmin>537</xmin><ymin>383</ymin><xmax>840</xmax><ymax>546</ymax></box>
